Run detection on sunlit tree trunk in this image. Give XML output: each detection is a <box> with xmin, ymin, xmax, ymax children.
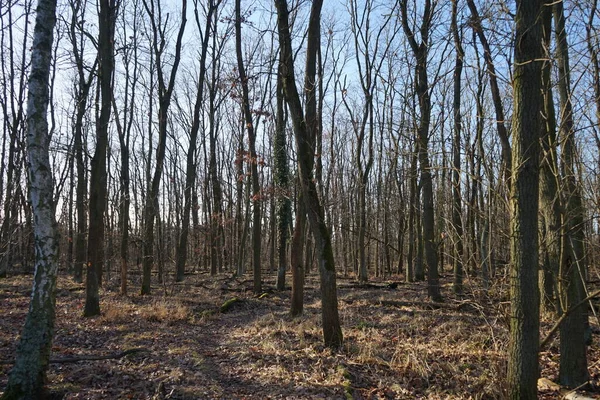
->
<box><xmin>140</xmin><ymin>0</ymin><xmax>187</xmax><ymax>295</ymax></box>
<box><xmin>275</xmin><ymin>0</ymin><xmax>343</xmax><ymax>347</ymax></box>
<box><xmin>400</xmin><ymin>0</ymin><xmax>441</xmax><ymax>302</ymax></box>
<box><xmin>175</xmin><ymin>0</ymin><xmax>216</xmax><ymax>282</ymax></box>
<box><xmin>1</xmin><ymin>0</ymin><xmax>59</xmax><ymax>393</ymax></box>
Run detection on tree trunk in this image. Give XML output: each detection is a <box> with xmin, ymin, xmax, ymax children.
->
<box><xmin>400</xmin><ymin>0</ymin><xmax>441</xmax><ymax>301</ymax></box>
<box><xmin>84</xmin><ymin>0</ymin><xmax>117</xmax><ymax>317</ymax></box>
<box><xmin>235</xmin><ymin>0</ymin><xmax>261</xmax><ymax>294</ymax></box>
<box><xmin>275</xmin><ymin>0</ymin><xmax>343</xmax><ymax>348</ymax></box>
<box><xmin>274</xmin><ymin>67</ymin><xmax>290</xmax><ymax>292</ymax></box>
<box><xmin>451</xmin><ymin>0</ymin><xmax>464</xmax><ymax>294</ymax></box>
<box><xmin>1</xmin><ymin>0</ymin><xmax>59</xmax><ymax>393</ymax></box>
<box><xmin>175</xmin><ymin>0</ymin><xmax>215</xmax><ymax>282</ymax></box>
<box><xmin>538</xmin><ymin>2</ymin><xmax>561</xmax><ymax>314</ymax></box>
<box><xmin>140</xmin><ymin>0</ymin><xmax>187</xmax><ymax>295</ymax></box>
<box><xmin>554</xmin><ymin>0</ymin><xmax>590</xmax><ymax>387</ymax></box>
<box><xmin>507</xmin><ymin>1</ymin><xmax>543</xmax><ymax>397</ymax></box>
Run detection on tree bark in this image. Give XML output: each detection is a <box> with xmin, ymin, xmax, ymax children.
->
<box><xmin>274</xmin><ymin>66</ymin><xmax>290</xmax><ymax>292</ymax></box>
<box><xmin>140</xmin><ymin>0</ymin><xmax>187</xmax><ymax>295</ymax></box>
<box><xmin>399</xmin><ymin>0</ymin><xmax>441</xmax><ymax>302</ymax></box>
<box><xmin>507</xmin><ymin>1</ymin><xmax>543</xmax><ymax>397</ymax></box>
<box><xmin>554</xmin><ymin>0</ymin><xmax>590</xmax><ymax>387</ymax></box>
<box><xmin>275</xmin><ymin>0</ymin><xmax>343</xmax><ymax>348</ymax></box>
<box><xmin>175</xmin><ymin>0</ymin><xmax>216</xmax><ymax>282</ymax></box>
<box><xmin>84</xmin><ymin>0</ymin><xmax>117</xmax><ymax>317</ymax></box>
<box><xmin>1</xmin><ymin>0</ymin><xmax>59</xmax><ymax>394</ymax></box>
<box><xmin>451</xmin><ymin>0</ymin><xmax>464</xmax><ymax>294</ymax></box>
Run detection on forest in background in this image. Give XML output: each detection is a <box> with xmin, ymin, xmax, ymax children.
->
<box><xmin>1</xmin><ymin>0</ymin><xmax>600</xmax><ymax>398</ymax></box>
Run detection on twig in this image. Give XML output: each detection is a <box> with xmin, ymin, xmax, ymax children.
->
<box><xmin>541</xmin><ymin>289</ymin><xmax>600</xmax><ymax>349</ymax></box>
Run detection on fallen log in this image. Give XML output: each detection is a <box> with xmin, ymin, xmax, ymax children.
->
<box><xmin>0</xmin><ymin>347</ymin><xmax>148</xmax><ymax>365</ymax></box>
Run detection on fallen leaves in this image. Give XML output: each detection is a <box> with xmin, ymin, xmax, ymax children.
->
<box><xmin>0</xmin><ymin>273</ymin><xmax>599</xmax><ymax>399</ymax></box>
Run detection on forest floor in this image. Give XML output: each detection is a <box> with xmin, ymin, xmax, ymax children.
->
<box><xmin>1</xmin><ymin>269</ymin><xmax>600</xmax><ymax>399</ymax></box>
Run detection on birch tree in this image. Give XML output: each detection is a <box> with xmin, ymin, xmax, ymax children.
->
<box><xmin>1</xmin><ymin>0</ymin><xmax>60</xmax><ymax>394</ymax></box>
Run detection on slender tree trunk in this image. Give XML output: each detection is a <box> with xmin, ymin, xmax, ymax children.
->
<box><xmin>275</xmin><ymin>0</ymin><xmax>343</xmax><ymax>347</ymax></box>
<box><xmin>407</xmin><ymin>146</ymin><xmax>417</xmax><ymax>282</ymax></box>
<box><xmin>538</xmin><ymin>2</ymin><xmax>561</xmax><ymax>314</ymax></box>
<box><xmin>507</xmin><ymin>1</ymin><xmax>543</xmax><ymax>397</ymax></box>
<box><xmin>66</xmin><ymin>0</ymin><xmax>94</xmax><ymax>284</ymax></box>
<box><xmin>466</xmin><ymin>0</ymin><xmax>511</xmax><ymax>186</ymax></box>
<box><xmin>141</xmin><ymin>0</ymin><xmax>187</xmax><ymax>295</ymax></box>
<box><xmin>175</xmin><ymin>0</ymin><xmax>216</xmax><ymax>282</ymax></box>
<box><xmin>451</xmin><ymin>0</ymin><xmax>464</xmax><ymax>294</ymax></box>
<box><xmin>274</xmin><ymin>67</ymin><xmax>290</xmax><ymax>292</ymax></box>
<box><xmin>290</xmin><ymin>188</ymin><xmax>306</xmax><ymax>315</ymax></box>
<box><xmin>235</xmin><ymin>0</ymin><xmax>261</xmax><ymax>293</ymax></box>
<box><xmin>400</xmin><ymin>0</ymin><xmax>441</xmax><ymax>301</ymax></box>
<box><xmin>84</xmin><ymin>0</ymin><xmax>117</xmax><ymax>317</ymax></box>
<box><xmin>554</xmin><ymin>0</ymin><xmax>589</xmax><ymax>387</ymax></box>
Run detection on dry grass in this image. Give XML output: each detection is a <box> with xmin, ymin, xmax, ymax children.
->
<box><xmin>101</xmin><ymin>296</ymin><xmax>191</xmax><ymax>324</ymax></box>
<box><xmin>0</xmin><ymin>271</ymin><xmax>599</xmax><ymax>399</ymax></box>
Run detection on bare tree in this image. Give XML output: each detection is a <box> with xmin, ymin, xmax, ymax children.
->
<box><xmin>112</xmin><ymin>0</ymin><xmax>141</xmax><ymax>295</ymax></box>
<box><xmin>84</xmin><ymin>0</ymin><xmax>119</xmax><ymax>317</ymax></box>
<box><xmin>0</xmin><ymin>0</ymin><xmax>31</xmax><ymax>279</ymax></box>
<box><xmin>140</xmin><ymin>0</ymin><xmax>187</xmax><ymax>295</ymax></box>
<box><xmin>466</xmin><ymin>0</ymin><xmax>511</xmax><ymax>186</ymax></box>
<box><xmin>343</xmin><ymin>0</ymin><xmax>398</xmax><ymax>283</ymax></box>
<box><xmin>450</xmin><ymin>0</ymin><xmax>464</xmax><ymax>294</ymax></box>
<box><xmin>539</xmin><ymin>0</ymin><xmax>561</xmax><ymax>315</ymax></box>
<box><xmin>1</xmin><ymin>0</ymin><xmax>60</xmax><ymax>393</ymax></box>
<box><xmin>275</xmin><ymin>0</ymin><xmax>343</xmax><ymax>347</ymax></box>
<box><xmin>399</xmin><ymin>0</ymin><xmax>441</xmax><ymax>302</ymax></box>
<box><xmin>235</xmin><ymin>0</ymin><xmax>261</xmax><ymax>293</ymax></box>
<box><xmin>175</xmin><ymin>0</ymin><xmax>219</xmax><ymax>282</ymax></box>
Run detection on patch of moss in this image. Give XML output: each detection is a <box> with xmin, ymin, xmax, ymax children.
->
<box><xmin>220</xmin><ymin>297</ymin><xmax>242</xmax><ymax>313</ymax></box>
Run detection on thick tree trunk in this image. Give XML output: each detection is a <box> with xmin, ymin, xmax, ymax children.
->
<box><xmin>1</xmin><ymin>0</ymin><xmax>59</xmax><ymax>394</ymax></box>
<box><xmin>507</xmin><ymin>1</ymin><xmax>543</xmax><ymax>398</ymax></box>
